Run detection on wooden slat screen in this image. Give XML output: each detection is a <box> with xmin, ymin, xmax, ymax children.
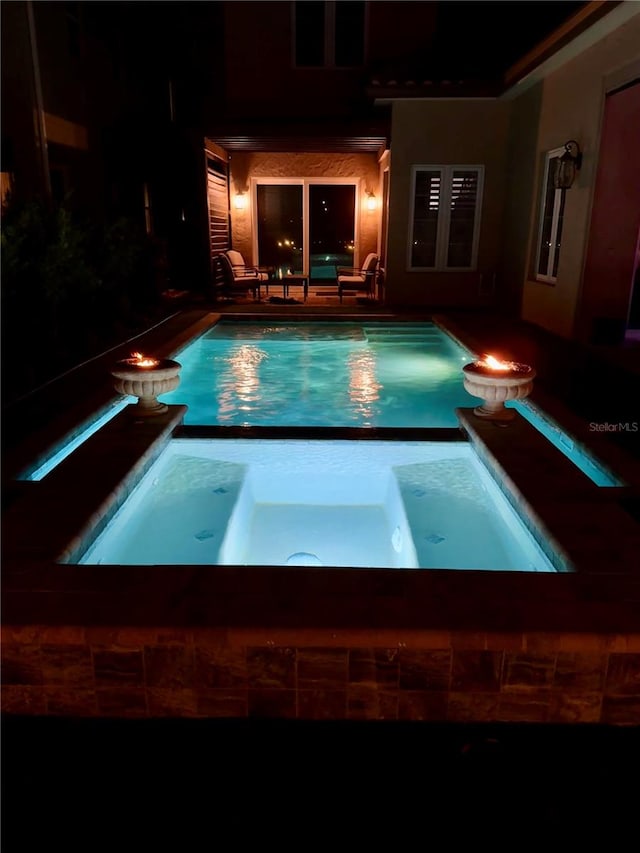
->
<box><xmin>206</xmin><ymin>156</ymin><xmax>230</xmax><ymax>293</ymax></box>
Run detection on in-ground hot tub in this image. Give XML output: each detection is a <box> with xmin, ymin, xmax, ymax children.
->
<box><xmin>75</xmin><ymin>438</ymin><xmax>557</xmax><ymax>572</ymax></box>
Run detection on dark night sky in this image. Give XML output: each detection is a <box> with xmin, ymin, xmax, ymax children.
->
<box><xmin>433</xmin><ymin>0</ymin><xmax>593</xmax><ymax>77</ymax></box>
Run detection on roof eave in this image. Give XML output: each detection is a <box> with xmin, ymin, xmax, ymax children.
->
<box><xmin>368</xmin><ymin>1</ymin><xmax>637</xmax><ymax>106</ymax></box>
<box><xmin>502</xmin><ymin>0</ymin><xmax>634</xmax><ymax>98</ymax></box>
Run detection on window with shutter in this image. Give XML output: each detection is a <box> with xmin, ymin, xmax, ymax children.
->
<box><xmin>409</xmin><ymin>165</ymin><xmax>483</xmax><ymax>271</ymax></box>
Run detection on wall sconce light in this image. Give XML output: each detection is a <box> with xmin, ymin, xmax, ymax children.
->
<box><xmin>554</xmin><ymin>140</ymin><xmax>583</xmax><ymax>190</ymax></box>
<box><xmin>234</xmin><ymin>192</ymin><xmax>247</xmax><ymax>210</ymax></box>
<box><xmin>366</xmin><ymin>191</ymin><xmax>377</xmax><ymax>212</ymax></box>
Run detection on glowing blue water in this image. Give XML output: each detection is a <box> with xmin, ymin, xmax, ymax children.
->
<box><xmin>77</xmin><ymin>439</ymin><xmax>558</xmax><ymax>572</ymax></box>
<box><xmin>20</xmin><ymin>319</ymin><xmax>623</xmax><ymax>487</ymax></box>
<box><xmin>162</xmin><ymin>321</ymin><xmax>474</xmax><ymax>428</ymax></box>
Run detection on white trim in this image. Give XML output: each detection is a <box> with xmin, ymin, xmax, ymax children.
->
<box><xmin>534</xmin><ymin>147</ymin><xmax>565</xmax><ymax>283</ymax></box>
<box><xmin>502</xmin><ymin>2</ymin><xmax>640</xmax><ymax>101</ymax></box>
<box><xmin>408</xmin><ymin>165</ymin><xmax>484</xmax><ymax>272</ymax></box>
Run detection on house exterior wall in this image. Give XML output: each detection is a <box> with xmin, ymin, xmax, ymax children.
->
<box><xmin>500</xmin><ymin>83</ymin><xmax>543</xmax><ymax>318</ymax></box>
<box><xmin>34</xmin><ymin>2</ymin><xmax>88</xmax><ymax>127</ymax></box>
<box><xmin>385</xmin><ymin>99</ymin><xmax>510</xmax><ymax>308</ymax></box>
<box><xmin>229</xmin><ymin>151</ymin><xmax>380</xmax><ymax>269</ymax></box>
<box><xmin>579</xmin><ymin>80</ymin><xmax>640</xmax><ymax>342</ymax></box>
<box><xmin>222</xmin><ymin>1</ymin><xmax>437</xmax><ymax>121</ymax></box>
<box><xmin>518</xmin><ymin>12</ymin><xmax>640</xmax><ymax>338</ymax></box>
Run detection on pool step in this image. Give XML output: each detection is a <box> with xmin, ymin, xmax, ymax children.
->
<box><xmin>364</xmin><ymin>328</ymin><xmax>445</xmax><ymax>344</ymax></box>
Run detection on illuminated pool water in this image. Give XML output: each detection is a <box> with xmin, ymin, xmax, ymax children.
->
<box><xmin>19</xmin><ymin>319</ymin><xmax>623</xmax><ymax>487</ymax></box>
<box><xmin>161</xmin><ymin>319</ymin><xmax>622</xmax><ymax>485</ymax></box>
<box><xmin>21</xmin><ymin>396</ymin><xmax>135</xmax><ymax>481</ymax></box>
<box><xmin>77</xmin><ymin>439</ymin><xmax>557</xmax><ymax>572</ymax></box>
<box><xmin>162</xmin><ymin>321</ymin><xmax>472</xmax><ymax>428</ymax></box>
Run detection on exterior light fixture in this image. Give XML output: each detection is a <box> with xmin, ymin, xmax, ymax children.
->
<box><xmin>366</xmin><ymin>191</ymin><xmax>377</xmax><ymax>211</ymax></box>
<box><xmin>234</xmin><ymin>192</ymin><xmax>247</xmax><ymax>210</ymax></box>
<box><xmin>554</xmin><ymin>140</ymin><xmax>583</xmax><ymax>190</ymax></box>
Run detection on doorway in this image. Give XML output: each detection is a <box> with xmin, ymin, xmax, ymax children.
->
<box><xmin>309</xmin><ymin>184</ymin><xmax>355</xmax><ymax>280</ymax></box>
<box><xmin>256</xmin><ymin>184</ymin><xmax>304</xmax><ymax>276</ymax></box>
<box><xmin>254</xmin><ymin>179</ymin><xmax>357</xmax><ymax>280</ymax></box>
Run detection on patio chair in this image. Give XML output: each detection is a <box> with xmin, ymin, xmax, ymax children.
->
<box><xmin>226</xmin><ymin>250</ymin><xmax>271</xmax><ymax>285</ymax></box>
<box><xmin>215</xmin><ymin>251</ymin><xmax>264</xmax><ymax>301</ymax></box>
<box><xmin>337</xmin><ymin>252</ymin><xmax>379</xmax><ymax>303</ymax></box>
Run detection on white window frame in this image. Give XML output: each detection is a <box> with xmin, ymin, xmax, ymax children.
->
<box><xmin>535</xmin><ymin>146</ymin><xmax>565</xmax><ymax>284</ymax></box>
<box><xmin>250</xmin><ymin>177</ymin><xmax>361</xmax><ymax>274</ymax></box>
<box><xmin>408</xmin><ymin>165</ymin><xmax>484</xmax><ymax>271</ymax></box>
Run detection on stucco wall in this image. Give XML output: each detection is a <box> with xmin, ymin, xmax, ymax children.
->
<box><xmin>222</xmin><ymin>1</ymin><xmax>437</xmax><ymax>121</ymax></box>
<box><xmin>519</xmin><ymin>12</ymin><xmax>640</xmax><ymax>338</ymax></box>
<box><xmin>500</xmin><ymin>84</ymin><xmax>543</xmax><ymax>317</ymax></box>
<box><xmin>579</xmin><ymin>80</ymin><xmax>640</xmax><ymax>342</ymax></box>
<box><xmin>386</xmin><ymin>99</ymin><xmax>510</xmax><ymax>308</ymax></box>
<box><xmin>229</xmin><ymin>151</ymin><xmax>380</xmax><ymax>270</ymax></box>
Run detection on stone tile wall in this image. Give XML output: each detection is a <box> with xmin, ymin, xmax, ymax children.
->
<box><xmin>3</xmin><ymin>628</ymin><xmax>639</xmax><ymax>725</ymax></box>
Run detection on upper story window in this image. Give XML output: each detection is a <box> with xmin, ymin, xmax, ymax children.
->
<box><xmin>294</xmin><ymin>1</ymin><xmax>366</xmax><ymax>68</ymax></box>
<box><xmin>65</xmin><ymin>1</ymin><xmax>82</xmax><ymax>57</ymax></box>
<box><xmin>409</xmin><ymin>165</ymin><xmax>484</xmax><ymax>271</ymax></box>
<box><xmin>535</xmin><ymin>147</ymin><xmax>566</xmax><ymax>283</ymax></box>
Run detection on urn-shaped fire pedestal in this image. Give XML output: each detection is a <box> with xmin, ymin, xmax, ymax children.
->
<box><xmin>111</xmin><ymin>353</ymin><xmax>181</xmax><ymax>416</ymax></box>
<box><xmin>463</xmin><ymin>355</ymin><xmax>535</xmax><ymax>422</ymax></box>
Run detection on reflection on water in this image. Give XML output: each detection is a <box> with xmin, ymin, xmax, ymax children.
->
<box><xmin>218</xmin><ymin>344</ymin><xmax>268</xmax><ymax>419</ymax></box>
<box><xmin>348</xmin><ymin>349</ymin><xmax>381</xmax><ymax>424</ymax></box>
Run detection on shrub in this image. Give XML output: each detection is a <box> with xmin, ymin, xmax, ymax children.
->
<box><xmin>1</xmin><ymin>197</ymin><xmax>159</xmax><ymax>401</ymax></box>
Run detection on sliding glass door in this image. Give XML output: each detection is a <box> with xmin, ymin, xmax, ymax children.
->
<box><xmin>309</xmin><ymin>184</ymin><xmax>355</xmax><ymax>279</ymax></box>
<box><xmin>255</xmin><ymin>180</ymin><xmax>356</xmax><ymax>281</ymax></box>
<box><xmin>256</xmin><ymin>184</ymin><xmax>303</xmax><ymax>276</ymax></box>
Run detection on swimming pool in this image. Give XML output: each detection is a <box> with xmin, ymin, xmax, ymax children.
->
<box><xmin>76</xmin><ymin>439</ymin><xmax>557</xmax><ymax>572</ymax></box>
<box><xmin>19</xmin><ymin>318</ymin><xmax>623</xmax><ymax>486</ymax></box>
<box><xmin>160</xmin><ymin>319</ymin><xmax>623</xmax><ymax>485</ymax></box>
<box><xmin>162</xmin><ymin>320</ymin><xmax>472</xmax><ymax>428</ymax></box>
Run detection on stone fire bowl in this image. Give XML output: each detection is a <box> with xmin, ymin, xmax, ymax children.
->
<box><xmin>462</xmin><ymin>361</ymin><xmax>536</xmax><ymax>421</ymax></box>
<box><xmin>111</xmin><ymin>358</ymin><xmax>181</xmax><ymax>416</ymax></box>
